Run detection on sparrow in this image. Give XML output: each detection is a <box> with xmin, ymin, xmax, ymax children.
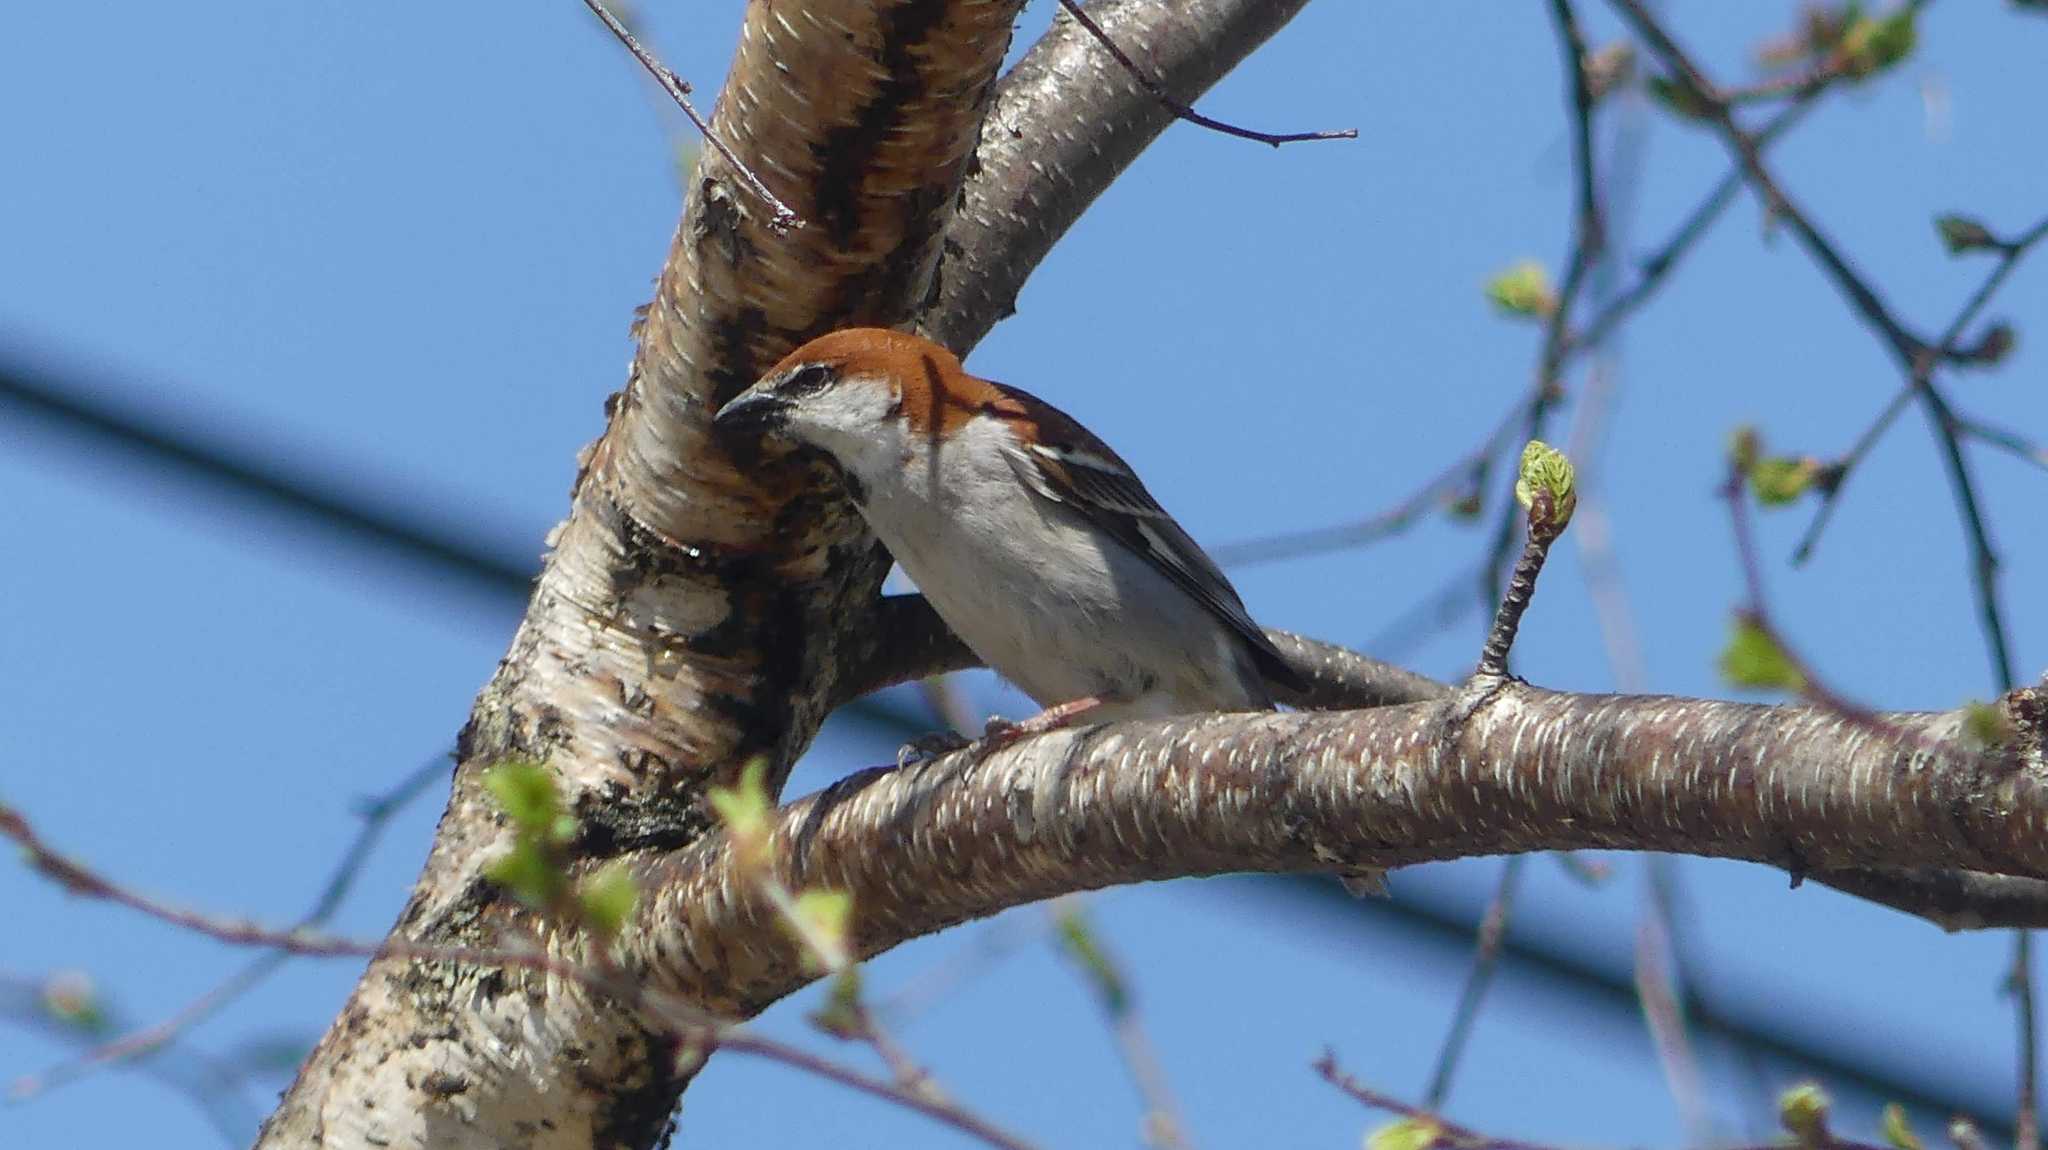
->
<box><xmin>715</xmin><ymin>327</ymin><xmax>1303</xmax><ymax>734</ymax></box>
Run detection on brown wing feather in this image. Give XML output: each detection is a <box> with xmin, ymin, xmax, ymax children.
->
<box><xmin>985</xmin><ymin>382</ymin><xmax>1305</xmax><ymax>694</ymax></box>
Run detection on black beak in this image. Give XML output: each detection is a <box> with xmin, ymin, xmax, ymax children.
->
<box><xmin>714</xmin><ymin>388</ymin><xmax>790</xmax><ymax>435</ymax></box>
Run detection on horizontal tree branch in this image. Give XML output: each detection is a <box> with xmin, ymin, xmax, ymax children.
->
<box><xmin>837</xmin><ymin>593</ymin><xmax>2048</xmax><ymax>930</ymax></box>
<box><xmin>634</xmin><ymin>678</ymin><xmax>2048</xmax><ymax>1015</ymax></box>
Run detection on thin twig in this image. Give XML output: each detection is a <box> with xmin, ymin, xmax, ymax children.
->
<box><xmin>579</xmin><ymin>0</ymin><xmax>803</xmax><ymax>232</ymax></box>
<box><xmin>1052</xmin><ymin>0</ymin><xmax>1354</xmax><ymax>147</ymax></box>
<box><xmin>1317</xmin><ymin>1048</ymin><xmax>1898</xmax><ymax>1150</ymax></box>
<box><xmin>1612</xmin><ymin>0</ymin><xmax>2018</xmax><ymax>697</ymax></box>
<box><xmin>1474</xmin><ymin>498</ymin><xmax>1562</xmax><ymax>680</ymax></box>
<box><xmin>1959</xmin><ymin>418</ymin><xmax>2048</xmax><ymax>473</ymax></box>
<box><xmin>1636</xmin><ymin>870</ymin><xmax>1713</xmax><ymax>1142</ymax></box>
<box><xmin>0</xmin><ymin>799</ymin><xmax>1038</xmax><ymax>1150</ymax></box>
<box><xmin>1476</xmin><ymin>0</ymin><xmax>1605</xmax><ymax>616</ymax></box>
<box><xmin>1051</xmin><ymin>902</ymin><xmax>1194</xmax><ymax>1150</ymax></box>
<box><xmin>11</xmin><ymin>755</ymin><xmax>450</xmax><ymax>1101</ymax></box>
<box><xmin>1422</xmin><ymin>856</ymin><xmax>1528</xmax><ymax>1109</ymax></box>
<box><xmin>0</xmin><ymin>972</ymin><xmax>255</xmax><ymax>1145</ymax></box>
<box><xmin>1220</xmin><ymin>83</ymin><xmax>1823</xmax><ymax>573</ymax></box>
<box><xmin>1568</xmin><ymin>96</ymin><xmax>1817</xmax><ymax>357</ymax></box>
<box><xmin>2013</xmin><ymin>930</ymin><xmax>2042</xmax><ymax>1150</ymax></box>
<box><xmin>1794</xmin><ymin>212</ymin><xmax>2048</xmax><ymax>568</ymax></box>
<box><xmin>1211</xmin><ymin>403</ymin><xmax>1520</xmax><ymax>568</ymax></box>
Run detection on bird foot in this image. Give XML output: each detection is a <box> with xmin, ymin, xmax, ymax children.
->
<box><xmin>898</xmin><ymin>697</ymin><xmax>1107</xmax><ymax>767</ymax></box>
<box><xmin>896</xmin><ymin>730</ymin><xmax>973</xmax><ymax>768</ymax></box>
<box><xmin>978</xmin><ymin>696</ymin><xmax>1105</xmax><ymax>748</ymax></box>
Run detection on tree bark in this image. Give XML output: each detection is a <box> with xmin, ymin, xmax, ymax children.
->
<box><xmin>631</xmin><ymin>681</ymin><xmax>2048</xmax><ymax>1016</ymax></box>
<box><xmin>254</xmin><ymin>0</ymin><xmax>1020</xmax><ymax>1144</ymax></box>
<box><xmin>254</xmin><ymin>0</ymin><xmax>1324</xmax><ymax>1145</ymax></box>
<box><xmin>252</xmin><ymin>0</ymin><xmax>2048</xmax><ymax>1145</ymax></box>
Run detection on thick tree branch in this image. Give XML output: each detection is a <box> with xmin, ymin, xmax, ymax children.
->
<box><xmin>634</xmin><ymin>681</ymin><xmax>2048</xmax><ymax>1016</ymax></box>
<box><xmin>835</xmin><ymin>591</ymin><xmax>2048</xmax><ymax>930</ymax></box>
<box><xmin>256</xmin><ymin>1</ymin><xmax>1024</xmax><ymax>1144</ymax></box>
<box><xmin>916</xmin><ymin>0</ymin><xmax>1315</xmax><ymax>353</ymax></box>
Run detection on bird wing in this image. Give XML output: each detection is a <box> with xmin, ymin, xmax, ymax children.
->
<box><xmin>987</xmin><ymin>383</ymin><xmax>1305</xmax><ymax>693</ymax></box>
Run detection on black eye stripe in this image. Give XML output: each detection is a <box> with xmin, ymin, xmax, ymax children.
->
<box><xmin>785</xmin><ymin>363</ymin><xmax>833</xmax><ymax>396</ymax></box>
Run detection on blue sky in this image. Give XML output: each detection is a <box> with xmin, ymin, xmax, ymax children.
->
<box><xmin>3</xmin><ymin>3</ymin><xmax>2046</xmax><ymax>1147</ymax></box>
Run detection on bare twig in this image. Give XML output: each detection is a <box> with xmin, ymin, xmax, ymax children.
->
<box><xmin>578</xmin><ymin>0</ymin><xmax>802</xmax><ymax>232</ymax></box>
<box><xmin>1051</xmin><ymin>0</ymin><xmax>1355</xmax><ymax>147</ymax></box>
<box><xmin>1475</xmin><ymin>0</ymin><xmax>1604</xmax><ymax>620</ymax></box>
<box><xmin>0</xmin><ymin>971</ymin><xmax>255</xmax><ymax>1145</ymax></box>
<box><xmin>2015</xmin><ymin>931</ymin><xmax>2043</xmax><ymax>1150</ymax></box>
<box><xmin>1051</xmin><ymin>902</ymin><xmax>1193</xmax><ymax>1150</ymax></box>
<box><xmin>0</xmin><ymin>799</ymin><xmax>1038</xmax><ymax>1150</ymax></box>
<box><xmin>1218</xmin><ymin>86</ymin><xmax>1825</xmax><ymax>574</ymax></box>
<box><xmin>1421</xmin><ymin>856</ymin><xmax>1528</xmax><ymax>1109</ymax></box>
<box><xmin>1958</xmin><ymin>418</ymin><xmax>2048</xmax><ymax>473</ymax></box>
<box><xmin>11</xmin><ymin>754</ymin><xmax>450</xmax><ymax>1101</ymax></box>
<box><xmin>1635</xmin><ymin>871</ymin><xmax>1713</xmax><ymax>1141</ymax></box>
<box><xmin>1794</xmin><ymin>212</ymin><xmax>2048</xmax><ymax>569</ymax></box>
<box><xmin>1209</xmin><ymin>403</ymin><xmax>1521</xmax><ymax>568</ymax></box>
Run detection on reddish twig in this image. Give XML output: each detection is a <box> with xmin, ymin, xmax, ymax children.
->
<box><xmin>11</xmin><ymin>755</ymin><xmax>448</xmax><ymax>1102</ymax></box>
<box><xmin>0</xmin><ymin>799</ymin><xmax>1038</xmax><ymax>1150</ymax></box>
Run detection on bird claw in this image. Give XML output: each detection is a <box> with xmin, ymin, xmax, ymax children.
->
<box><xmin>896</xmin><ymin>730</ymin><xmax>973</xmax><ymax>768</ymax></box>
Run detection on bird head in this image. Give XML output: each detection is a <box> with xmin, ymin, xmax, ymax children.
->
<box><xmin>715</xmin><ymin>327</ymin><xmax>981</xmax><ymax>468</ymax></box>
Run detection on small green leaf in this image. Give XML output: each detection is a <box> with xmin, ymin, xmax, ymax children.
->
<box><xmin>483</xmin><ymin>761</ymin><xmax>563</xmax><ymax>839</ymax></box>
<box><xmin>1646</xmin><ymin>73</ymin><xmax>1715</xmax><ymax>120</ymax></box>
<box><xmin>1841</xmin><ymin>5</ymin><xmax>1917</xmax><ymax>78</ymax></box>
<box><xmin>808</xmin><ymin>969</ymin><xmax>866</xmax><ymax>1039</ymax></box>
<box><xmin>1935</xmin><ymin>214</ymin><xmax>2001</xmax><ymax>255</ymax></box>
<box><xmin>1961</xmin><ymin>701</ymin><xmax>2015</xmax><ymax>749</ymax></box>
<box><xmin>486</xmin><ymin>839</ymin><xmax>567</xmax><ymax>909</ymax></box>
<box><xmin>1749</xmin><ymin>456</ymin><xmax>1823</xmax><ymax>506</ymax></box>
<box><xmin>1780</xmin><ymin>1082</ymin><xmax>1832</xmax><ymax>1145</ymax></box>
<box><xmin>1514</xmin><ymin>440</ymin><xmax>1577</xmax><ymax>530</ymax></box>
<box><xmin>1054</xmin><ymin>908</ymin><xmax>1129</xmax><ymax>1017</ymax></box>
<box><xmin>577</xmin><ymin>861</ymin><xmax>639</xmax><ymax>939</ymax></box>
<box><xmin>1720</xmin><ymin>618</ymin><xmax>1806</xmax><ymax>694</ymax></box>
<box><xmin>1882</xmin><ymin>1103</ymin><xmax>1923</xmax><ymax>1150</ymax></box>
<box><xmin>1367</xmin><ymin>1117</ymin><xmax>1442</xmax><ymax>1150</ymax></box>
<box><xmin>1484</xmin><ymin>261</ymin><xmax>1556</xmax><ymax>319</ymax></box>
<box><xmin>707</xmin><ymin>758</ymin><xmax>772</xmax><ymax>843</ymax></box>
<box><xmin>790</xmin><ymin>888</ymin><xmax>854</xmax><ymax>969</ymax></box>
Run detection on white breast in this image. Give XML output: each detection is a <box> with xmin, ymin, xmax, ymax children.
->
<box><xmin>835</xmin><ymin>415</ymin><xmax>1261</xmax><ymax>718</ymax></box>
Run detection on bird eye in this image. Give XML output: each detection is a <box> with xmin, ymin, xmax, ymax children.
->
<box><xmin>784</xmin><ymin>363</ymin><xmax>834</xmax><ymax>397</ymax></box>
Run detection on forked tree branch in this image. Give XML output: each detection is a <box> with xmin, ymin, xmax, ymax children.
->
<box><xmin>250</xmin><ymin>2</ymin><xmax>1345</xmax><ymax>1146</ymax></box>
<box><xmin>917</xmin><ymin>0</ymin><xmax>1319</xmax><ymax>354</ymax></box>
